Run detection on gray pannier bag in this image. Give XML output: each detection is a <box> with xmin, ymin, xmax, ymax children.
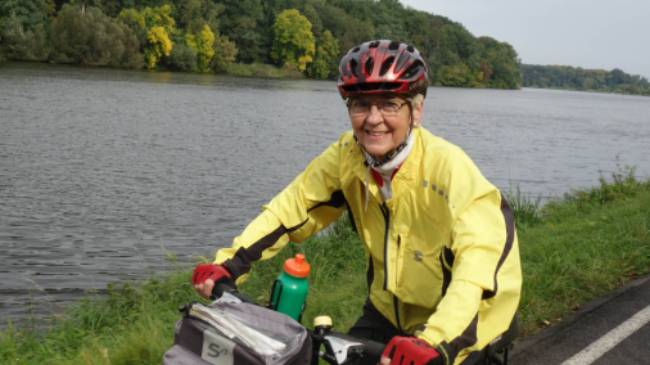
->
<box><xmin>163</xmin><ymin>293</ymin><xmax>312</xmax><ymax>365</ymax></box>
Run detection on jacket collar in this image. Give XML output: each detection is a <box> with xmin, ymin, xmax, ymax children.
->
<box><xmin>348</xmin><ymin>129</ymin><xmax>421</xmax><ymax>202</ymax></box>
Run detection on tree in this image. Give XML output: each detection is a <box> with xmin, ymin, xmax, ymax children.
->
<box><xmin>0</xmin><ymin>0</ymin><xmax>53</xmax><ymax>60</ymax></box>
<box><xmin>118</xmin><ymin>4</ymin><xmax>175</xmax><ymax>69</ymax></box>
<box><xmin>51</xmin><ymin>4</ymin><xmax>143</xmax><ymax>67</ymax></box>
<box><xmin>314</xmin><ymin>1</ymin><xmax>374</xmax><ymax>55</ymax></box>
<box><xmin>478</xmin><ymin>36</ymin><xmax>521</xmax><ymax>88</ymax></box>
<box><xmin>117</xmin><ymin>7</ymin><xmax>147</xmax><ymax>57</ymax></box>
<box><xmin>271</xmin><ymin>9</ymin><xmax>315</xmax><ymax>72</ymax></box>
<box><xmin>214</xmin><ymin>0</ymin><xmax>265</xmax><ymax>63</ymax></box>
<box><xmin>520</xmin><ymin>64</ymin><xmax>650</xmax><ymax>95</ymax></box>
<box><xmin>141</xmin><ymin>4</ymin><xmax>175</xmax><ymax>32</ymax></box>
<box><xmin>0</xmin><ymin>0</ymin><xmax>53</xmax><ymax>29</ymax></box>
<box><xmin>307</xmin><ymin>30</ymin><xmax>339</xmax><ymax>79</ymax></box>
<box><xmin>144</xmin><ymin>25</ymin><xmax>172</xmax><ymax>69</ymax></box>
<box><xmin>186</xmin><ymin>24</ymin><xmax>215</xmax><ymax>72</ymax></box>
<box><xmin>171</xmin><ymin>0</ymin><xmax>224</xmax><ymax>36</ymax></box>
<box><xmin>371</xmin><ymin>0</ymin><xmax>408</xmax><ymax>41</ymax></box>
<box><xmin>167</xmin><ymin>40</ymin><xmax>197</xmax><ymax>72</ymax></box>
<box><xmin>210</xmin><ymin>33</ymin><xmax>238</xmax><ymax>73</ymax></box>
<box><xmin>0</xmin><ymin>14</ymin><xmax>50</xmax><ymax>61</ymax></box>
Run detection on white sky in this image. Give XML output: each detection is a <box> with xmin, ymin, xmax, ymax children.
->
<box><xmin>400</xmin><ymin>0</ymin><xmax>650</xmax><ymax>79</ymax></box>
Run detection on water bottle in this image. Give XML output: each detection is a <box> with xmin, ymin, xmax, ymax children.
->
<box><xmin>269</xmin><ymin>253</ymin><xmax>310</xmax><ymax>321</ymax></box>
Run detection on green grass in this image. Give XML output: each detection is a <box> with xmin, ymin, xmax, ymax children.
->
<box><xmin>517</xmin><ymin>168</ymin><xmax>650</xmax><ymax>333</ymax></box>
<box><xmin>505</xmin><ymin>184</ymin><xmax>543</xmax><ymax>227</ymax></box>
<box><xmin>2</xmin><ymin>173</ymin><xmax>649</xmax><ymax>364</ymax></box>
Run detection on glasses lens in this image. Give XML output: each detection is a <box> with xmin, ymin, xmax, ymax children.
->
<box><xmin>349</xmin><ymin>100</ymin><xmax>370</xmax><ymax>115</ymax></box>
<box><xmin>348</xmin><ymin>99</ymin><xmax>406</xmax><ymax>116</ymax></box>
<box><xmin>380</xmin><ymin>101</ymin><xmax>402</xmax><ymax>114</ymax></box>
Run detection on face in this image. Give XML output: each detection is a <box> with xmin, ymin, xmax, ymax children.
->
<box><xmin>348</xmin><ymin>95</ymin><xmax>423</xmax><ymax>159</ymax></box>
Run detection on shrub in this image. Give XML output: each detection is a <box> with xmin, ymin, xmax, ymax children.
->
<box><xmin>166</xmin><ymin>41</ymin><xmax>197</xmax><ymax>72</ymax></box>
<box><xmin>50</xmin><ymin>5</ymin><xmax>143</xmax><ymax>68</ymax></box>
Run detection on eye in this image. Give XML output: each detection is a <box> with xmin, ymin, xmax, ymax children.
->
<box><xmin>349</xmin><ymin>99</ymin><xmax>371</xmax><ymax>114</ymax></box>
<box><xmin>382</xmin><ymin>101</ymin><xmax>401</xmax><ymax>112</ymax></box>
<box><xmin>351</xmin><ymin>100</ymin><xmax>370</xmax><ymax>109</ymax></box>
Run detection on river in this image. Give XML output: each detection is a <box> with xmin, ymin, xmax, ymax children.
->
<box><xmin>1</xmin><ymin>62</ymin><xmax>649</xmax><ymax>325</ymax></box>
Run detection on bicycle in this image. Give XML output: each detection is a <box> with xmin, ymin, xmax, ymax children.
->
<box><xmin>164</xmin><ymin>282</ymin><xmax>516</xmax><ymax>365</ymax></box>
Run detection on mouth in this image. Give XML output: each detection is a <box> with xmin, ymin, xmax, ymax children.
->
<box><xmin>365</xmin><ymin>130</ymin><xmax>390</xmax><ymax>136</ymax></box>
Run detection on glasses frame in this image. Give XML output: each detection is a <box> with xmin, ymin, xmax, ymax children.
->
<box><xmin>347</xmin><ymin>98</ymin><xmax>411</xmax><ymax>118</ymax></box>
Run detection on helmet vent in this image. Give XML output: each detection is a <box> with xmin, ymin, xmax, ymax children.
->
<box><xmin>407</xmin><ymin>45</ymin><xmax>415</xmax><ymax>52</ymax></box>
<box><xmin>349</xmin><ymin>60</ymin><xmax>358</xmax><ymax>77</ymax></box>
<box><xmin>380</xmin><ymin>56</ymin><xmax>395</xmax><ymax>76</ymax></box>
<box><xmin>369</xmin><ymin>41</ymin><xmax>380</xmax><ymax>48</ymax></box>
<box><xmin>365</xmin><ymin>57</ymin><xmax>374</xmax><ymax>75</ymax></box>
<box><xmin>347</xmin><ymin>82</ymin><xmax>401</xmax><ymax>92</ymax></box>
<box><xmin>377</xmin><ymin>82</ymin><xmax>401</xmax><ymax>91</ymax></box>
<box><xmin>402</xmin><ymin>60</ymin><xmax>424</xmax><ymax>79</ymax></box>
<box><xmin>388</xmin><ymin>41</ymin><xmax>400</xmax><ymax>50</ymax></box>
<box><xmin>352</xmin><ymin>47</ymin><xmax>360</xmax><ymax>53</ymax></box>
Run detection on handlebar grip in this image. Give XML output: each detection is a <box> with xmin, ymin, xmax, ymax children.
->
<box><xmin>358</xmin><ymin>338</ymin><xmax>386</xmax><ymax>359</ymax></box>
<box><xmin>320</xmin><ymin>331</ymin><xmax>386</xmax><ymax>364</ymax></box>
<box><xmin>211</xmin><ymin>279</ymin><xmax>252</xmax><ymax>303</ymax></box>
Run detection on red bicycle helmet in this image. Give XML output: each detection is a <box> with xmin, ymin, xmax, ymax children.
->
<box><xmin>338</xmin><ymin>40</ymin><xmax>428</xmax><ymax>98</ymax></box>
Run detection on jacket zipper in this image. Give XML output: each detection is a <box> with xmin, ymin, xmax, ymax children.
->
<box><xmin>380</xmin><ymin>203</ymin><xmax>403</xmax><ymax>331</ymax></box>
<box><xmin>380</xmin><ymin>203</ymin><xmax>390</xmax><ymax>290</ymax></box>
<box><xmin>393</xmin><ymin>295</ymin><xmax>402</xmax><ymax>332</ymax></box>
<box><xmin>394</xmin><ymin>235</ymin><xmax>402</xmax><ymax>331</ymax></box>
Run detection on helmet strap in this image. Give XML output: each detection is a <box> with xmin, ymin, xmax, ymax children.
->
<box><xmin>360</xmin><ymin>130</ymin><xmax>414</xmax><ymax>171</ymax></box>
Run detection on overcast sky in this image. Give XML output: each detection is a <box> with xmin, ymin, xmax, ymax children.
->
<box><xmin>400</xmin><ymin>0</ymin><xmax>649</xmax><ymax>79</ymax></box>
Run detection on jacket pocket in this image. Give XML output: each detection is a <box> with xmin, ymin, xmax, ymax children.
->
<box><xmin>395</xmin><ymin>232</ymin><xmax>444</xmax><ymax>308</ymax></box>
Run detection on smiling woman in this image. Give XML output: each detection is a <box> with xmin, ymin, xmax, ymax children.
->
<box><xmin>193</xmin><ymin>40</ymin><xmax>522</xmax><ymax>365</ymax></box>
<box><xmin>337</xmin><ymin>39</ymin><xmax>428</xmax><ymax>167</ymax></box>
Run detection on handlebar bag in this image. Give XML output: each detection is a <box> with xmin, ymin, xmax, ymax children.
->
<box><xmin>163</xmin><ymin>295</ymin><xmax>311</xmax><ymax>365</ymax></box>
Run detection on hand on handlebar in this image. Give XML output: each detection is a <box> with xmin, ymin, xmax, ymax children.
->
<box><xmin>380</xmin><ymin>336</ymin><xmax>442</xmax><ymax>365</ymax></box>
<box><xmin>191</xmin><ymin>263</ymin><xmax>234</xmax><ymax>299</ymax></box>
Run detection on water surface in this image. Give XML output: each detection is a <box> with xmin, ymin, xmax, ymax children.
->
<box><xmin>1</xmin><ymin>63</ymin><xmax>649</xmax><ymax>325</ymax></box>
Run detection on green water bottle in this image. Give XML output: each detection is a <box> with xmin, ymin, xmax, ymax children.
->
<box><xmin>269</xmin><ymin>253</ymin><xmax>310</xmax><ymax>321</ymax></box>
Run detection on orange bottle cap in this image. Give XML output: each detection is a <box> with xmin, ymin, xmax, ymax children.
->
<box><xmin>284</xmin><ymin>253</ymin><xmax>310</xmax><ymax>278</ymax></box>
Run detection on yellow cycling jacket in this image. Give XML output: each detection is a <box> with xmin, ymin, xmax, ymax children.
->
<box><xmin>215</xmin><ymin>127</ymin><xmax>522</xmax><ymax>365</ymax></box>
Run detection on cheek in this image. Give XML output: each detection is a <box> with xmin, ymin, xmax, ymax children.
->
<box><xmin>350</xmin><ymin>118</ymin><xmax>364</xmax><ymax>134</ymax></box>
<box><xmin>389</xmin><ymin>118</ymin><xmax>410</xmax><ymax>136</ymax></box>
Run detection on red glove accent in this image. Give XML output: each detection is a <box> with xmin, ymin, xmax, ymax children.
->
<box><xmin>382</xmin><ymin>336</ymin><xmax>441</xmax><ymax>365</ymax></box>
<box><xmin>191</xmin><ymin>263</ymin><xmax>231</xmax><ymax>285</ymax></box>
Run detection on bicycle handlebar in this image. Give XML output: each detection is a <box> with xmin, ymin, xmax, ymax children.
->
<box><xmin>317</xmin><ymin>331</ymin><xmax>385</xmax><ymax>365</ymax></box>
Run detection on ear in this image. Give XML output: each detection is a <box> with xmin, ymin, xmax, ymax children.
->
<box><xmin>411</xmin><ymin>100</ymin><xmax>424</xmax><ymax>127</ymax></box>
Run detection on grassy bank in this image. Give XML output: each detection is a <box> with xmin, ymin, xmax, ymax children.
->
<box><xmin>2</xmin><ymin>173</ymin><xmax>649</xmax><ymax>364</ymax></box>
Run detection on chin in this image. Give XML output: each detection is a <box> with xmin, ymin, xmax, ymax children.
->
<box><xmin>364</xmin><ymin>146</ymin><xmax>390</xmax><ymax>158</ymax></box>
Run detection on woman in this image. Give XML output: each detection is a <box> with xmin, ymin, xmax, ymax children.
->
<box><xmin>192</xmin><ymin>40</ymin><xmax>522</xmax><ymax>365</ymax></box>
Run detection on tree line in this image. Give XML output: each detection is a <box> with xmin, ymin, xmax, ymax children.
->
<box><xmin>521</xmin><ymin>64</ymin><xmax>650</xmax><ymax>96</ymax></box>
<box><xmin>0</xmin><ymin>0</ymin><xmax>522</xmax><ymax>88</ymax></box>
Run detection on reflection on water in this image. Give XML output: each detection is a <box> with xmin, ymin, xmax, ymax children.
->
<box><xmin>1</xmin><ymin>62</ymin><xmax>649</xmax><ymax>326</ymax></box>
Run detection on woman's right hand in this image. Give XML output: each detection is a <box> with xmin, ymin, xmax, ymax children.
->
<box><xmin>191</xmin><ymin>263</ymin><xmax>232</xmax><ymax>299</ymax></box>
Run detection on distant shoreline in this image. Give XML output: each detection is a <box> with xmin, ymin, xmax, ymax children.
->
<box><xmin>4</xmin><ymin>60</ymin><xmax>648</xmax><ymax>98</ymax></box>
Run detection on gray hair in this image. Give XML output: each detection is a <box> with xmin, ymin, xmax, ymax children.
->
<box><xmin>409</xmin><ymin>94</ymin><xmax>425</xmax><ymax>127</ymax></box>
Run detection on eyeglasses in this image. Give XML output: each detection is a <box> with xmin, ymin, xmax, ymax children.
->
<box><xmin>347</xmin><ymin>98</ymin><xmax>409</xmax><ymax>117</ymax></box>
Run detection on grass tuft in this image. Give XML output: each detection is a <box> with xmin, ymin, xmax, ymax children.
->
<box><xmin>505</xmin><ymin>185</ymin><xmax>542</xmax><ymax>227</ymax></box>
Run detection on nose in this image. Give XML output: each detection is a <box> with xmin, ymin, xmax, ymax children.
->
<box><xmin>365</xmin><ymin>104</ymin><xmax>384</xmax><ymax>125</ymax></box>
